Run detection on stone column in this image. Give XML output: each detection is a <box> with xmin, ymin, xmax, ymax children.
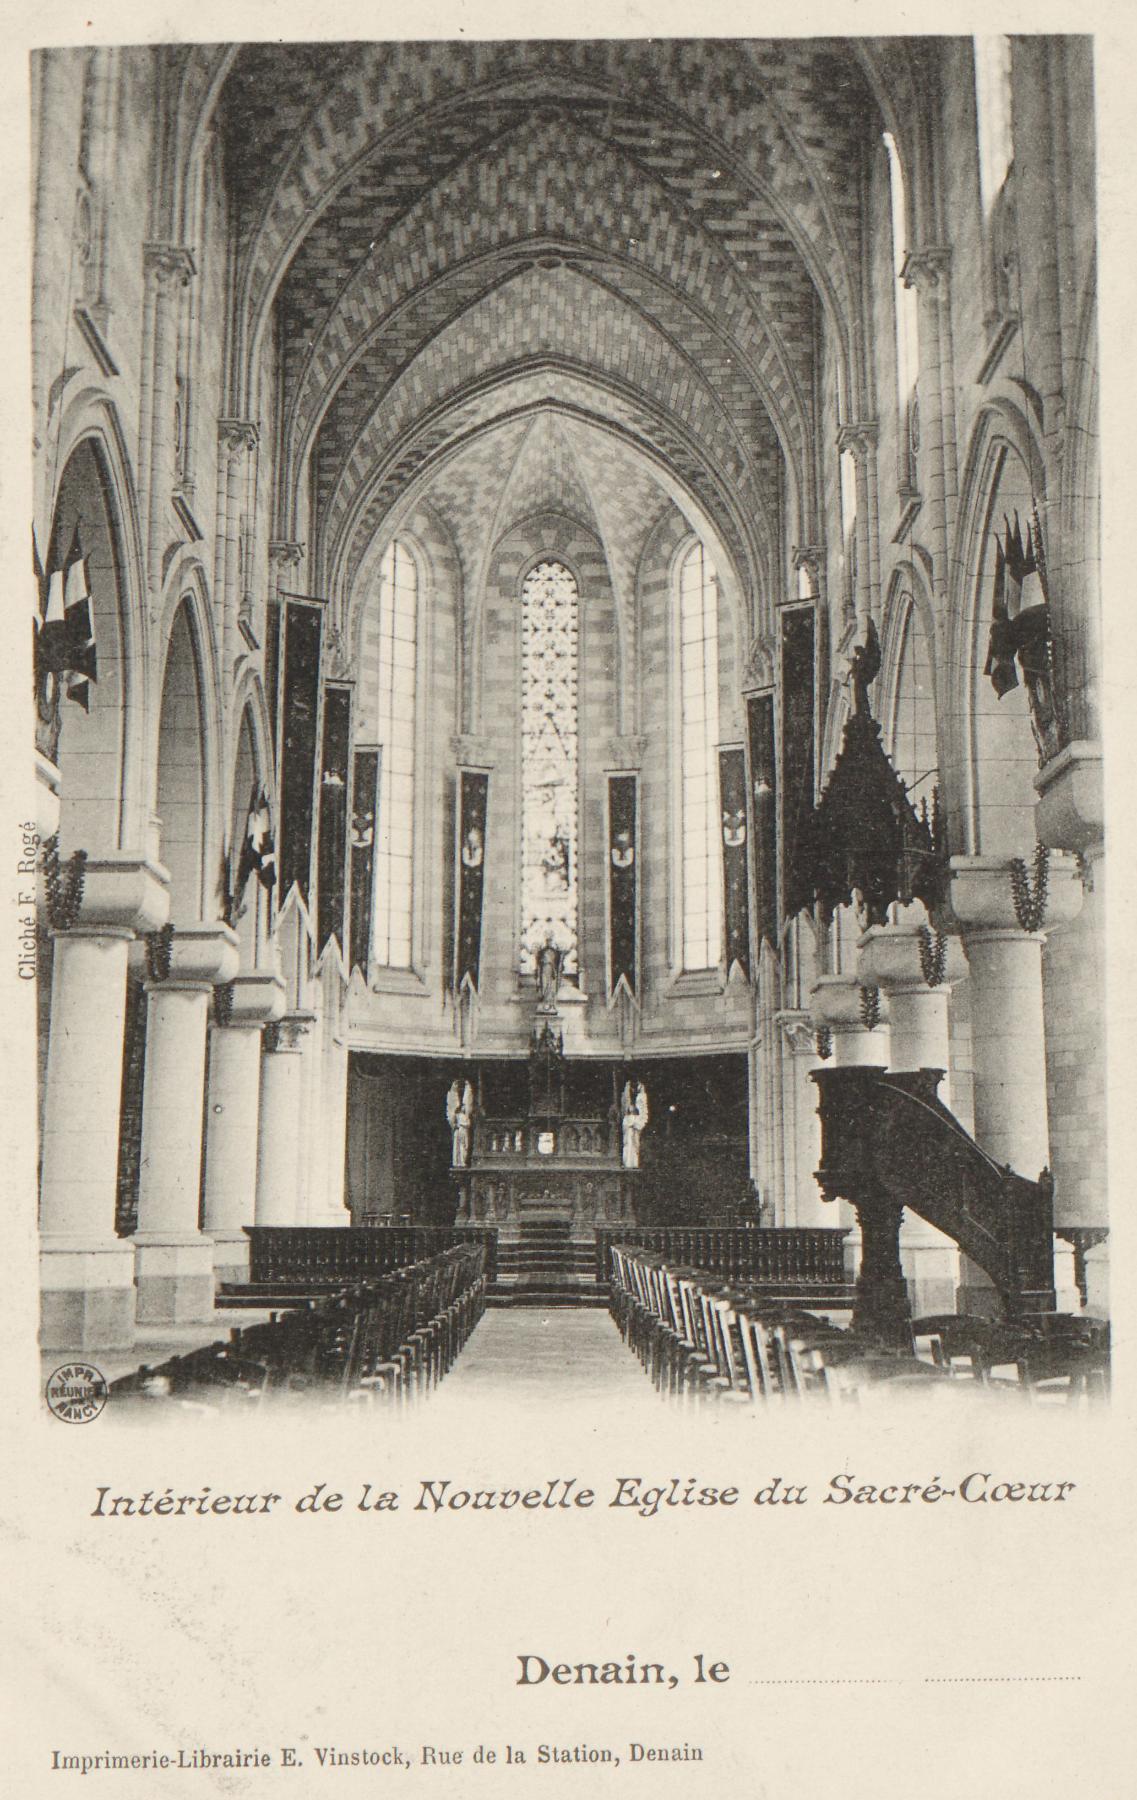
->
<box><xmin>950</xmin><ymin>853</ymin><xmax>1083</xmax><ymax>1311</ymax></box>
<box><xmin>217</xmin><ymin>420</ymin><xmax>259</xmax><ymax>673</ymax></box>
<box><xmin>809</xmin><ymin>973</ymin><xmax>888</xmax><ymax>1282</ymax></box>
<box><xmin>201</xmin><ymin>971</ymin><xmax>285</xmax><ymax>1283</ymax></box>
<box><xmin>39</xmin><ymin>857</ymin><xmax>169</xmax><ymax>1351</ymax></box>
<box><xmin>317</xmin><ymin>1025</ymin><xmax>351</xmax><ymax>1227</ymax></box>
<box><xmin>132</xmin><ymin>924</ymin><xmax>239</xmax><ymax>1324</ymax></box>
<box><xmin>141</xmin><ymin>244</ymin><xmax>195</xmax><ymax>598</ymax></box>
<box><xmin>903</xmin><ymin>247</ymin><xmax>956</xmax><ymax>599</ymax></box>
<box><xmin>857</xmin><ymin>915</ymin><xmax>968</xmax><ymax>1317</ymax></box>
<box><xmin>775</xmin><ymin>1012</ymin><xmax>829</xmax><ymax>1228</ymax></box>
<box><xmin>837</xmin><ymin>421</ymin><xmax>880</xmax><ymax>625</ymax></box>
<box><xmin>255</xmin><ymin>1015</ymin><xmax>314</xmax><ymax>1226</ymax></box>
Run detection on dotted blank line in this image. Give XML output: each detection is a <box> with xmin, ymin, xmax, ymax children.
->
<box><xmin>747</xmin><ymin>1677</ymin><xmax>1082</xmax><ymax>1686</ymax></box>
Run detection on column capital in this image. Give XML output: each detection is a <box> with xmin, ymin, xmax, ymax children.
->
<box><xmin>836</xmin><ymin>420</ymin><xmax>879</xmax><ymax>459</ymax></box>
<box><xmin>901</xmin><ymin>245</ymin><xmax>952</xmax><ymax>291</ymax></box>
<box><xmin>265</xmin><ymin>1011</ymin><xmax>316</xmax><ymax>1053</ymax></box>
<box><xmin>158</xmin><ymin>921</ymin><xmax>241</xmax><ymax>985</ymax></box>
<box><xmin>946</xmin><ymin>852</ymin><xmax>1083</xmax><ymax>936</ymax></box>
<box><xmin>855</xmin><ymin>920</ymin><xmax>967</xmax><ymax>993</ymax></box>
<box><xmin>143</xmin><ymin>241</ymin><xmax>196</xmax><ymax>288</ymax></box>
<box><xmin>77</xmin><ymin>854</ymin><xmax>170</xmax><ymax>935</ymax></box>
<box><xmin>218</xmin><ymin>971</ymin><xmax>286</xmax><ymax>1026</ymax></box>
<box><xmin>774</xmin><ymin>1009</ymin><xmax>817</xmax><ymax>1057</ymax></box>
<box><xmin>808</xmin><ymin>973</ymin><xmax>890</xmax><ymax>1029</ymax></box>
<box><xmin>218</xmin><ymin>417</ymin><xmax>260</xmax><ymax>455</ymax></box>
<box><xmin>269</xmin><ymin>538</ymin><xmax>305</xmax><ymax>567</ymax></box>
<box><xmin>1033</xmin><ymin>740</ymin><xmax>1104</xmax><ymax>854</ymax></box>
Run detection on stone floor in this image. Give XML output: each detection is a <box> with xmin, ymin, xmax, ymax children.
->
<box><xmin>431</xmin><ymin>1307</ymin><xmax>654</xmax><ymax>1411</ymax></box>
<box><xmin>40</xmin><ymin>1312</ymin><xmax>278</xmax><ymax>1388</ymax></box>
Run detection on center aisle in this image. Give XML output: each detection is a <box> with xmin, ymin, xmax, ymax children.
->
<box><xmin>431</xmin><ymin>1308</ymin><xmax>656</xmax><ymax>1411</ymax></box>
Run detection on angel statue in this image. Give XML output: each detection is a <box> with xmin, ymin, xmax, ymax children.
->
<box><xmin>619</xmin><ymin>1079</ymin><xmax>649</xmax><ymax>1170</ymax></box>
<box><xmin>445</xmin><ymin>1079</ymin><xmax>474</xmax><ymax>1168</ymax></box>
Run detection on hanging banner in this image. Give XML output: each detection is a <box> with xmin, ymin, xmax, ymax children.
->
<box><xmin>454</xmin><ymin>769</ymin><xmax>489</xmax><ymax>994</ymax></box>
<box><xmin>316</xmin><ymin>681</ymin><xmax>353</xmax><ymax>955</ymax></box>
<box><xmin>718</xmin><ymin>747</ymin><xmax>750</xmax><ymax>980</ymax></box>
<box><xmin>275</xmin><ymin>596</ymin><xmax>324</xmax><ymax>904</ymax></box>
<box><xmin>348</xmin><ymin>748</ymin><xmax>380</xmax><ymax>974</ymax></box>
<box><xmin>746</xmin><ymin>691</ymin><xmax>777</xmax><ymax>954</ymax></box>
<box><xmin>607</xmin><ymin>773</ymin><xmax>638</xmax><ymax>1000</ymax></box>
<box><xmin>780</xmin><ymin>604</ymin><xmax>816</xmax><ymax>924</ymax></box>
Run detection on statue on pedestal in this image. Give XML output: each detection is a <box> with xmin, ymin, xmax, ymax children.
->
<box><xmin>535</xmin><ymin>932</ymin><xmax>563</xmax><ymax>1013</ymax></box>
<box><xmin>446</xmin><ymin>1079</ymin><xmax>474</xmax><ymax>1168</ymax></box>
<box><xmin>620</xmin><ymin>1079</ymin><xmax>649</xmax><ymax>1169</ymax></box>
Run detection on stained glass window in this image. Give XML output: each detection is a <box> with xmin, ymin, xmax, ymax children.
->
<box><xmin>372</xmin><ymin>539</ymin><xmax>417</xmax><ymax>968</ymax></box>
<box><xmin>677</xmin><ymin>542</ymin><xmax>724</xmax><ymax>971</ymax></box>
<box><xmin>520</xmin><ymin>561</ymin><xmax>579</xmax><ymax>977</ymax></box>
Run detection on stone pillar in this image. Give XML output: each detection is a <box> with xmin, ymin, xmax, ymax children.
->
<box><xmin>217</xmin><ymin>420</ymin><xmax>259</xmax><ymax>673</ymax></box>
<box><xmin>132</xmin><ymin>924</ymin><xmax>239</xmax><ymax>1324</ymax></box>
<box><xmin>255</xmin><ymin>1015</ymin><xmax>314</xmax><ymax>1226</ymax></box>
<box><xmin>141</xmin><ymin>244</ymin><xmax>195</xmax><ymax>597</ymax></box>
<box><xmin>809</xmin><ymin>974</ymin><xmax>888</xmax><ymax>1282</ymax></box>
<box><xmin>317</xmin><ymin>1027</ymin><xmax>351</xmax><ymax>1227</ymax></box>
<box><xmin>903</xmin><ymin>247</ymin><xmax>956</xmax><ymax>599</ymax></box>
<box><xmin>201</xmin><ymin>971</ymin><xmax>284</xmax><ymax>1283</ymax></box>
<box><xmin>950</xmin><ymin>853</ymin><xmax>1083</xmax><ymax>1311</ymax></box>
<box><xmin>39</xmin><ymin>857</ymin><xmax>169</xmax><ymax>1350</ymax></box>
<box><xmin>775</xmin><ymin>1012</ymin><xmax>829</xmax><ymax>1228</ymax></box>
<box><xmin>837</xmin><ymin>421</ymin><xmax>880</xmax><ymax>625</ymax></box>
<box><xmin>857</xmin><ymin>915</ymin><xmax>968</xmax><ymax>1317</ymax></box>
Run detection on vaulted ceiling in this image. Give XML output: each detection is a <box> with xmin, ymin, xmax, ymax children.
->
<box><xmin>206</xmin><ymin>38</ymin><xmax>891</xmax><ymax>625</ymax></box>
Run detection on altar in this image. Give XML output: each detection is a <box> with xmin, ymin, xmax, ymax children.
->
<box><xmin>449</xmin><ymin>1015</ymin><xmax>641</xmax><ymax>1236</ymax></box>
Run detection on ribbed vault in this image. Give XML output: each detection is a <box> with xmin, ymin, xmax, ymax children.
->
<box><xmin>199</xmin><ymin>38</ymin><xmax>892</xmax><ymax>634</ymax></box>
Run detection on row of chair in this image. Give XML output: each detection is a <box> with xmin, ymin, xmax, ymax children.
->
<box><xmin>910</xmin><ymin>1312</ymin><xmax>1110</xmax><ymax>1401</ymax></box>
<box><xmin>609</xmin><ymin>1245</ymin><xmax>880</xmax><ymax>1405</ymax></box>
<box><xmin>111</xmin><ymin>1244</ymin><xmax>487</xmax><ymax>1412</ymax></box>
<box><xmin>608</xmin><ymin>1247</ymin><xmax>1109</xmax><ymax>1407</ymax></box>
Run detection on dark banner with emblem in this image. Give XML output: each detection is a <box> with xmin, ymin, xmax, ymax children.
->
<box><xmin>316</xmin><ymin>681</ymin><xmax>352</xmax><ymax>955</ymax></box>
<box><xmin>607</xmin><ymin>773</ymin><xmax>637</xmax><ymax>999</ymax></box>
<box><xmin>780</xmin><ymin>604</ymin><xmax>816</xmax><ymax>923</ymax></box>
<box><xmin>455</xmin><ymin>769</ymin><xmax>489</xmax><ymax>994</ymax></box>
<box><xmin>348</xmin><ymin>748</ymin><xmax>379</xmax><ymax>974</ymax></box>
<box><xmin>718</xmin><ymin>747</ymin><xmax>750</xmax><ymax>979</ymax></box>
<box><xmin>746</xmin><ymin>691</ymin><xmax>777</xmax><ymax>954</ymax></box>
<box><xmin>276</xmin><ymin>597</ymin><xmax>324</xmax><ymax>904</ymax></box>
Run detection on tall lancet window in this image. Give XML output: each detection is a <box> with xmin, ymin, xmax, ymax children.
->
<box><xmin>677</xmin><ymin>540</ymin><xmax>724</xmax><ymax>972</ymax></box>
<box><xmin>520</xmin><ymin>561</ymin><xmax>579</xmax><ymax>977</ymax></box>
<box><xmin>372</xmin><ymin>539</ymin><xmax>417</xmax><ymax>967</ymax></box>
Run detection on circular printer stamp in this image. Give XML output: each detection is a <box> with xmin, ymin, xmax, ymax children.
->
<box><xmin>45</xmin><ymin>1363</ymin><xmax>108</xmax><ymax>1423</ymax></box>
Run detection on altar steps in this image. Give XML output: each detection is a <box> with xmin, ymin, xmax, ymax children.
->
<box><xmin>488</xmin><ymin>1219</ymin><xmax>609</xmax><ymax>1308</ymax></box>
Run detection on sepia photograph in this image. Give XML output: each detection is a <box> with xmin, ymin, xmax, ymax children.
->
<box><xmin>29</xmin><ymin>30</ymin><xmax>1107</xmax><ymax>1415</ymax></box>
<box><xmin>7</xmin><ymin>10</ymin><xmax>1133</xmax><ymax>1796</ymax></box>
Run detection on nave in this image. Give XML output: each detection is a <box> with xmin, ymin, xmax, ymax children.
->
<box><xmin>104</xmin><ymin>1223</ymin><xmax>1108</xmax><ymax>1417</ymax></box>
<box><xmin>30</xmin><ymin>37</ymin><xmax>1107</xmax><ymax>1396</ymax></box>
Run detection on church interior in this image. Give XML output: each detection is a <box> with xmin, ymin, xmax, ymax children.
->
<box><xmin>31</xmin><ymin>36</ymin><xmax>1107</xmax><ymax>1410</ymax></box>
